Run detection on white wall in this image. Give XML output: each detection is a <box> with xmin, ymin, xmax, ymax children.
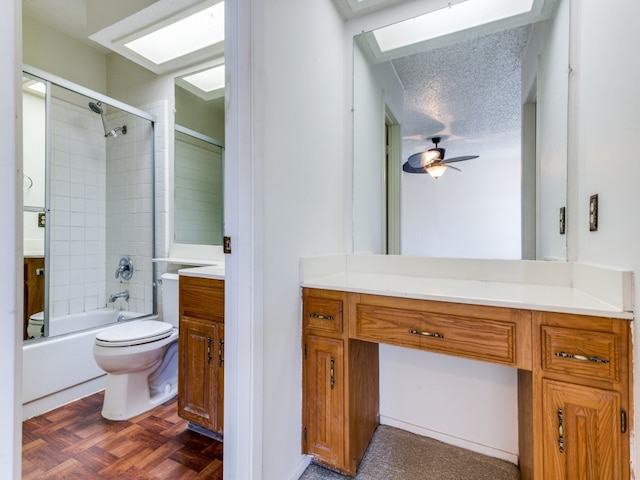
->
<box><xmin>564</xmin><ymin>0</ymin><xmax>640</xmax><ymax>472</ymax></box>
<box><xmin>353</xmin><ymin>43</ymin><xmax>404</xmax><ymax>254</ymax></box>
<box><xmin>22</xmin><ymin>15</ymin><xmax>106</xmax><ymax>94</ymax></box>
<box><xmin>246</xmin><ymin>0</ymin><xmax>348</xmax><ymax>478</ymax></box>
<box><xmin>523</xmin><ymin>0</ymin><xmax>569</xmax><ymax>261</ymax></box>
<box><xmin>22</xmin><ymin>90</ymin><xmax>46</xmax><ymax>253</ymax></box>
<box><xmin>1</xmin><ymin>0</ymin><xmax>22</xmax><ymax>477</ymax></box>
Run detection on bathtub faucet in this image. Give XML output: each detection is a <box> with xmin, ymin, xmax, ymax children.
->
<box><xmin>109</xmin><ymin>291</ymin><xmax>129</xmax><ymax>303</ymax></box>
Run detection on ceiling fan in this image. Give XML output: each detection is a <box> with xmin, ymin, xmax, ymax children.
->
<box><xmin>402</xmin><ymin>136</ymin><xmax>479</xmax><ymax>179</ymax></box>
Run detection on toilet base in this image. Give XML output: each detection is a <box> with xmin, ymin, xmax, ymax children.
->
<box><xmin>101</xmin><ymin>368</ymin><xmax>177</xmax><ymax>421</ymax></box>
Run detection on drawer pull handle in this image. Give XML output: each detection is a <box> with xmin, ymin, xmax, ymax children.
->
<box><xmin>555</xmin><ymin>351</ymin><xmax>610</xmax><ymax>364</ymax></box>
<box><xmin>329</xmin><ymin>357</ymin><xmax>335</xmax><ymax>390</ymax></box>
<box><xmin>408</xmin><ymin>329</ymin><xmax>444</xmax><ymax>339</ymax></box>
<box><xmin>309</xmin><ymin>313</ymin><xmax>334</xmax><ymax>321</ymax></box>
<box><xmin>557</xmin><ymin>408</ymin><xmax>564</xmax><ymax>453</ymax></box>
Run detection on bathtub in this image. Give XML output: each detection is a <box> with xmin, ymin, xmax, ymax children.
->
<box><xmin>28</xmin><ymin>308</ymin><xmax>141</xmax><ymax>338</ymax></box>
<box><xmin>22</xmin><ymin>309</ymin><xmax>152</xmax><ymax>419</ymax></box>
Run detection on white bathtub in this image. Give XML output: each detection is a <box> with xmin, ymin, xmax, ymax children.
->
<box><xmin>22</xmin><ymin>309</ymin><xmax>151</xmax><ymax>419</ymax></box>
<box><xmin>28</xmin><ymin>308</ymin><xmax>141</xmax><ymax>338</ymax></box>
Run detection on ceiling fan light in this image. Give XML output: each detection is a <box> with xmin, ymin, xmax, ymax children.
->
<box><xmin>426</xmin><ymin>148</ymin><xmax>441</xmax><ymax>162</ymax></box>
<box><xmin>426</xmin><ymin>163</ymin><xmax>448</xmax><ymax>179</ymax></box>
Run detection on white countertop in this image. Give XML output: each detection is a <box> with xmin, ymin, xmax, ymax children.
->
<box><xmin>179</xmin><ymin>264</ymin><xmax>225</xmax><ymax>280</ymax></box>
<box><xmin>301</xmin><ymin>255</ymin><xmax>634</xmax><ymax>320</ymax></box>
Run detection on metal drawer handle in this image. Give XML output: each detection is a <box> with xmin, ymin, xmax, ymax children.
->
<box><xmin>330</xmin><ymin>357</ymin><xmax>335</xmax><ymax>390</ymax></box>
<box><xmin>309</xmin><ymin>313</ymin><xmax>334</xmax><ymax>321</ymax></box>
<box><xmin>557</xmin><ymin>408</ymin><xmax>564</xmax><ymax>453</ymax></box>
<box><xmin>408</xmin><ymin>329</ymin><xmax>444</xmax><ymax>339</ymax></box>
<box><xmin>555</xmin><ymin>351</ymin><xmax>610</xmax><ymax>364</ymax></box>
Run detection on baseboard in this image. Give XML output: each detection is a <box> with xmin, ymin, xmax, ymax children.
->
<box><xmin>380</xmin><ymin>415</ymin><xmax>519</xmax><ymax>465</ymax></box>
<box><xmin>284</xmin><ymin>455</ymin><xmax>312</xmax><ymax>480</ymax></box>
<box><xmin>22</xmin><ymin>376</ymin><xmax>106</xmax><ymax>420</ymax></box>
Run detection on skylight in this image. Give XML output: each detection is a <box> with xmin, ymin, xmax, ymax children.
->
<box><xmin>183</xmin><ymin>65</ymin><xmax>226</xmax><ymax>93</ymax></box>
<box><xmin>124</xmin><ymin>2</ymin><xmax>224</xmax><ymax>65</ymax></box>
<box><xmin>373</xmin><ymin>0</ymin><xmax>534</xmax><ymax>52</ymax></box>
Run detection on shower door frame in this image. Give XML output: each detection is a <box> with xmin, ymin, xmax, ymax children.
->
<box><xmin>22</xmin><ymin>65</ymin><xmax>159</xmax><ymax>339</ymax></box>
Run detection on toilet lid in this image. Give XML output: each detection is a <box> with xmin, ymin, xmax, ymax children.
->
<box><xmin>95</xmin><ymin>320</ymin><xmax>173</xmax><ymax>347</ymax></box>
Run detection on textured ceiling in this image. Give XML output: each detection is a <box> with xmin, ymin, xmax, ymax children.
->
<box><xmin>395</xmin><ymin>25</ymin><xmax>531</xmax><ymax>161</ymax></box>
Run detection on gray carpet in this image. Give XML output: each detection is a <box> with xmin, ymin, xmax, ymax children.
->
<box><xmin>299</xmin><ymin>425</ymin><xmax>521</xmax><ymax>480</ymax></box>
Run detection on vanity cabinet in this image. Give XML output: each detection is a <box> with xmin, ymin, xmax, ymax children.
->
<box><xmin>302</xmin><ymin>289</ymin><xmax>379</xmax><ymax>476</ymax></box>
<box><xmin>526</xmin><ymin>312</ymin><xmax>631</xmax><ymax>480</ymax></box>
<box><xmin>178</xmin><ymin>275</ymin><xmax>225</xmax><ymax>434</ymax></box>
<box><xmin>302</xmin><ymin>288</ymin><xmax>632</xmax><ymax>479</ymax></box>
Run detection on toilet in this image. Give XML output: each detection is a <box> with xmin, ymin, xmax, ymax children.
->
<box><xmin>27</xmin><ymin>311</ymin><xmax>44</xmax><ymax>338</ymax></box>
<box><xmin>93</xmin><ymin>273</ymin><xmax>179</xmax><ymax>420</ymax></box>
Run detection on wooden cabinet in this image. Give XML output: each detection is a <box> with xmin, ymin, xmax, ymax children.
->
<box><xmin>302</xmin><ymin>289</ymin><xmax>379</xmax><ymax>476</ymax></box>
<box><xmin>542</xmin><ymin>380</ymin><xmax>621</xmax><ymax>480</ymax></box>
<box><xmin>351</xmin><ymin>293</ymin><xmax>532</xmax><ymax>369</ymax></box>
<box><xmin>178</xmin><ymin>275</ymin><xmax>225</xmax><ymax>434</ymax></box>
<box><xmin>522</xmin><ymin>312</ymin><xmax>631</xmax><ymax>480</ymax></box>
<box><xmin>302</xmin><ymin>288</ymin><xmax>632</xmax><ymax>479</ymax></box>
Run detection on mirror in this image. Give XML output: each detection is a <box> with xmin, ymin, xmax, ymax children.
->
<box><xmin>173</xmin><ymin>67</ymin><xmax>225</xmax><ymax>248</ymax></box>
<box><xmin>352</xmin><ymin>0</ymin><xmax>569</xmax><ymax>261</ymax></box>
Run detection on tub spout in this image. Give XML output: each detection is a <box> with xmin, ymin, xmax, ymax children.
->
<box><xmin>109</xmin><ymin>291</ymin><xmax>129</xmax><ymax>303</ymax></box>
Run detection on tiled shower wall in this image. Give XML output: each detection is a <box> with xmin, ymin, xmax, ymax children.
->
<box><xmin>105</xmin><ymin>109</ymin><xmax>154</xmax><ymax>315</ymax></box>
<box><xmin>174</xmin><ymin>138</ymin><xmax>224</xmax><ymax>245</ymax></box>
<box><xmin>49</xmin><ymin>98</ymin><xmax>107</xmax><ymax>317</ymax></box>
<box><xmin>49</xmin><ymin>97</ymin><xmax>155</xmax><ymax>318</ymax></box>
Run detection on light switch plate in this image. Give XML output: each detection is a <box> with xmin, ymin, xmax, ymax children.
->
<box><xmin>589</xmin><ymin>194</ymin><xmax>598</xmax><ymax>231</ymax></box>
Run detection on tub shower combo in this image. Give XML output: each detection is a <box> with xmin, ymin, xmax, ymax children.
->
<box><xmin>21</xmin><ymin>66</ymin><xmax>161</xmax><ymax>419</ymax></box>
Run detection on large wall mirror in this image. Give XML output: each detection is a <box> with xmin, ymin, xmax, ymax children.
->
<box><xmin>173</xmin><ymin>62</ymin><xmax>225</xmax><ymax>250</ymax></box>
<box><xmin>351</xmin><ymin>0</ymin><xmax>568</xmax><ymax>261</ymax></box>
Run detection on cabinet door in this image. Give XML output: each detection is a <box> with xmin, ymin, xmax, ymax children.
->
<box><xmin>303</xmin><ymin>334</ymin><xmax>344</xmax><ymax>470</ymax></box>
<box><xmin>178</xmin><ymin>316</ymin><xmax>223</xmax><ymax>433</ymax></box>
<box><xmin>542</xmin><ymin>379</ymin><xmax>621</xmax><ymax>480</ymax></box>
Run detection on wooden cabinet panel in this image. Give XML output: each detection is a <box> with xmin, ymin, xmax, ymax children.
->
<box><xmin>303</xmin><ymin>334</ymin><xmax>345</xmax><ymax>468</ymax></box>
<box><xmin>542</xmin><ymin>379</ymin><xmax>620</xmax><ymax>480</ymax></box>
<box><xmin>178</xmin><ymin>316</ymin><xmax>224</xmax><ymax>433</ymax></box>
<box><xmin>303</xmin><ymin>289</ymin><xmax>344</xmax><ymax>335</ymax></box>
<box><xmin>178</xmin><ymin>276</ymin><xmax>224</xmax><ymax>434</ymax></box>
<box><xmin>352</xmin><ymin>294</ymin><xmax>528</xmax><ymax>368</ymax></box>
<box><xmin>302</xmin><ymin>288</ymin><xmax>379</xmax><ymax>476</ymax></box>
<box><xmin>541</xmin><ymin>326</ymin><xmax>620</xmax><ymax>382</ymax></box>
<box><xmin>179</xmin><ymin>276</ymin><xmax>224</xmax><ymax>320</ymax></box>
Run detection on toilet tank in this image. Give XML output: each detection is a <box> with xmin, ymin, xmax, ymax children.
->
<box><xmin>160</xmin><ymin>273</ymin><xmax>179</xmax><ymax>327</ymax></box>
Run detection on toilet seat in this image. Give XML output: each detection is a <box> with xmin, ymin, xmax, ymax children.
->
<box><xmin>96</xmin><ymin>320</ymin><xmax>173</xmax><ymax>347</ymax></box>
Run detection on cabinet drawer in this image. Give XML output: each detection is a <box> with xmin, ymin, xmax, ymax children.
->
<box><xmin>179</xmin><ymin>276</ymin><xmax>225</xmax><ymax>321</ymax></box>
<box><xmin>304</xmin><ymin>295</ymin><xmax>343</xmax><ymax>335</ymax></box>
<box><xmin>354</xmin><ymin>303</ymin><xmax>517</xmax><ymax>366</ymax></box>
<box><xmin>541</xmin><ymin>326</ymin><xmax>620</xmax><ymax>382</ymax></box>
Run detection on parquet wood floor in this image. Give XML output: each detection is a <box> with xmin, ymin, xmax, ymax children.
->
<box><xmin>22</xmin><ymin>391</ymin><xmax>223</xmax><ymax>479</ymax></box>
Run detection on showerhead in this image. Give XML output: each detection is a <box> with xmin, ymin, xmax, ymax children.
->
<box><xmin>88</xmin><ymin>101</ymin><xmax>103</xmax><ymax>115</ymax></box>
<box><xmin>106</xmin><ymin>126</ymin><xmax>127</xmax><ymax>138</ymax></box>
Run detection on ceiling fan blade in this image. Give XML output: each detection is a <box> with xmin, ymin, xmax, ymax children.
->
<box><xmin>442</xmin><ymin>155</ymin><xmax>479</xmax><ymax>164</ymax></box>
<box><xmin>446</xmin><ymin>164</ymin><xmax>462</xmax><ymax>172</ymax></box>
<box><xmin>402</xmin><ymin>161</ymin><xmax>427</xmax><ymax>174</ymax></box>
